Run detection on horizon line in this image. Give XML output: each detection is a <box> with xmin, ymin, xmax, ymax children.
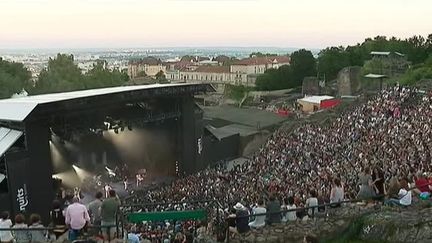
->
<box><xmin>0</xmin><ymin>46</ymin><xmax>321</xmax><ymax>51</ymax></box>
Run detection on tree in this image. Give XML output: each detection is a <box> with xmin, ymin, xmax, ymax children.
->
<box><xmin>85</xmin><ymin>60</ymin><xmax>129</xmax><ymax>89</ymax></box>
<box><xmin>137</xmin><ymin>70</ymin><xmax>147</xmax><ymax>77</ymax></box>
<box><xmin>0</xmin><ymin>58</ymin><xmax>32</xmax><ymax>99</ymax></box>
<box><xmin>255</xmin><ymin>65</ymin><xmax>294</xmax><ymax>90</ymax></box>
<box><xmin>317</xmin><ymin>47</ymin><xmax>350</xmax><ymax>81</ymax></box>
<box><xmin>290</xmin><ymin>49</ymin><xmax>317</xmax><ymax>86</ymax></box>
<box><xmin>399</xmin><ymin>54</ymin><xmax>432</xmax><ymax>85</ymax></box>
<box><xmin>249</xmin><ymin>52</ymin><xmax>278</xmax><ymax>58</ymax></box>
<box><xmin>155</xmin><ymin>70</ymin><xmax>167</xmax><ymax>83</ymax></box>
<box><xmin>33</xmin><ymin>54</ymin><xmax>85</xmax><ymax>94</ymax></box>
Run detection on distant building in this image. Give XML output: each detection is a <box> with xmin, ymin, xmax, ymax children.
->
<box><xmin>128</xmin><ymin>57</ymin><xmax>166</xmax><ymax>79</ymax></box>
<box><xmin>179</xmin><ymin>66</ymin><xmax>248</xmax><ymax>91</ymax></box>
<box><xmin>168</xmin><ymin>55</ymin><xmax>290</xmax><ymax>90</ymax></box>
<box><xmin>297</xmin><ymin>95</ymin><xmax>340</xmax><ymax>113</ymax></box>
<box><xmin>230</xmin><ymin>56</ymin><xmax>290</xmax><ymax>75</ymax></box>
<box><xmin>368</xmin><ymin>51</ymin><xmax>409</xmax><ymax>77</ymax></box>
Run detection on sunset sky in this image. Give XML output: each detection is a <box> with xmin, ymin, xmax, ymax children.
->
<box><xmin>0</xmin><ymin>0</ymin><xmax>430</xmax><ymax>49</ymax></box>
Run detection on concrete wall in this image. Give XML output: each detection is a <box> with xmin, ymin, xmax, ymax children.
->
<box><xmin>298</xmin><ymin>100</ymin><xmax>319</xmax><ymax>112</ymax></box>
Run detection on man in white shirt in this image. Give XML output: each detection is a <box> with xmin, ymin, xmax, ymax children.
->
<box><xmin>305</xmin><ymin>190</ymin><xmax>318</xmax><ymax>218</ymax></box>
<box><xmin>385</xmin><ymin>178</ymin><xmax>412</xmax><ymax>207</ymax></box>
<box><xmin>248</xmin><ymin>199</ymin><xmax>266</xmax><ymax>229</ymax></box>
<box><xmin>65</xmin><ymin>197</ymin><xmax>90</xmax><ymax>241</ymax></box>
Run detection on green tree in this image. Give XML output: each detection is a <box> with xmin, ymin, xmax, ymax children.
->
<box><xmin>0</xmin><ymin>58</ymin><xmax>32</xmax><ymax>99</ymax></box>
<box><xmin>255</xmin><ymin>65</ymin><xmax>293</xmax><ymax>90</ymax></box>
<box><xmin>33</xmin><ymin>54</ymin><xmax>85</xmax><ymax>94</ymax></box>
<box><xmin>85</xmin><ymin>60</ymin><xmax>129</xmax><ymax>88</ymax></box>
<box><xmin>399</xmin><ymin>54</ymin><xmax>432</xmax><ymax>85</ymax></box>
<box><xmin>317</xmin><ymin>47</ymin><xmax>350</xmax><ymax>81</ymax></box>
<box><xmin>137</xmin><ymin>70</ymin><xmax>147</xmax><ymax>77</ymax></box>
<box><xmin>155</xmin><ymin>70</ymin><xmax>167</xmax><ymax>83</ymax></box>
<box><xmin>249</xmin><ymin>52</ymin><xmax>278</xmax><ymax>58</ymax></box>
<box><xmin>290</xmin><ymin>49</ymin><xmax>317</xmax><ymax>86</ymax></box>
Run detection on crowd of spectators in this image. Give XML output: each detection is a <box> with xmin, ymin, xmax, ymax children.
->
<box><xmin>2</xmin><ymin>86</ymin><xmax>432</xmax><ymax>242</ymax></box>
<box><xmin>0</xmin><ymin>189</ymin><xmax>120</xmax><ymax>242</ymax></box>
<box><xmin>129</xmin><ymin>86</ymin><xmax>432</xmax><ymax>235</ymax></box>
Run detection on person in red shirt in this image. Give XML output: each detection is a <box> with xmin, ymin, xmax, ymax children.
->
<box><xmin>415</xmin><ymin>171</ymin><xmax>432</xmax><ymax>193</ymax></box>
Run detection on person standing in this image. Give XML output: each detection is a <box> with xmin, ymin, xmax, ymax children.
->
<box><xmin>357</xmin><ymin>167</ymin><xmax>375</xmax><ymax>200</ymax></box>
<box><xmin>248</xmin><ymin>199</ymin><xmax>266</xmax><ymax>229</ymax></box>
<box><xmin>65</xmin><ymin>197</ymin><xmax>90</xmax><ymax>241</ymax></box>
<box><xmin>12</xmin><ymin>214</ymin><xmax>31</xmax><ymax>243</ymax></box>
<box><xmin>330</xmin><ymin>178</ymin><xmax>344</xmax><ymax>207</ymax></box>
<box><xmin>101</xmin><ymin>190</ymin><xmax>120</xmax><ymax>240</ymax></box>
<box><xmin>29</xmin><ymin>214</ymin><xmax>46</xmax><ymax>242</ymax></box>
<box><xmin>88</xmin><ymin>192</ymin><xmax>103</xmax><ymax>226</ymax></box>
<box><xmin>372</xmin><ymin>166</ymin><xmax>385</xmax><ymax>197</ymax></box>
<box><xmin>266</xmin><ymin>194</ymin><xmax>281</xmax><ymax>225</ymax></box>
<box><xmin>0</xmin><ymin>211</ymin><xmax>13</xmax><ymax>243</ymax></box>
<box><xmin>305</xmin><ymin>190</ymin><xmax>318</xmax><ymax>218</ymax></box>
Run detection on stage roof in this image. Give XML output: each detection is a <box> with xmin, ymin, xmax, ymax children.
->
<box><xmin>202</xmin><ymin>105</ymin><xmax>287</xmax><ymax>129</ymax></box>
<box><xmin>0</xmin><ymin>83</ymin><xmax>213</xmax><ymax>122</ymax></box>
<box><xmin>0</xmin><ymin>127</ymin><xmax>23</xmax><ymax>157</ymax></box>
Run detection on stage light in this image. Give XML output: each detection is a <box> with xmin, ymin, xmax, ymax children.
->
<box><xmin>72</xmin><ymin>164</ymin><xmax>92</xmax><ymax>182</ymax></box>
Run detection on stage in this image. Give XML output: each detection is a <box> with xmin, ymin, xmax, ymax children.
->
<box><xmin>80</xmin><ymin>175</ymin><xmax>175</xmax><ymax>205</ymax></box>
<box><xmin>0</xmin><ymin>83</ymin><xmax>214</xmax><ymax>222</ymax></box>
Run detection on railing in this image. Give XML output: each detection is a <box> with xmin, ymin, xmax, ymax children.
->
<box><xmin>224</xmin><ymin>198</ymin><xmax>364</xmax><ymax>242</ymax></box>
<box><xmin>224</xmin><ymin>182</ymin><xmax>432</xmax><ymax>242</ymax></box>
<box><xmin>119</xmin><ymin>199</ymin><xmax>223</xmax><ymax>242</ymax></box>
<box><xmin>0</xmin><ymin>224</ymin><xmax>118</xmax><ymax>242</ymax></box>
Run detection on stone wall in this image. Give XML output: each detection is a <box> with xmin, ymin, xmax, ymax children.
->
<box><xmin>228</xmin><ymin>204</ymin><xmax>376</xmax><ymax>243</ymax></box>
<box><xmin>228</xmin><ymin>203</ymin><xmax>432</xmax><ymax>243</ymax></box>
<box><xmin>302</xmin><ymin>77</ymin><xmax>320</xmax><ymax>96</ymax></box>
<box><xmin>358</xmin><ymin>206</ymin><xmax>432</xmax><ymax>243</ymax></box>
<box><xmin>337</xmin><ymin>66</ymin><xmax>361</xmax><ymax>96</ymax></box>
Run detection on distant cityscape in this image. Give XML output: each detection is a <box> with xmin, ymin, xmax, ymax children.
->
<box><xmin>0</xmin><ymin>47</ymin><xmax>314</xmax><ymax>80</ymax></box>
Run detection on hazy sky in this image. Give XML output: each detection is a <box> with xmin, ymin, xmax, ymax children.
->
<box><xmin>0</xmin><ymin>0</ymin><xmax>430</xmax><ymax>49</ymax></box>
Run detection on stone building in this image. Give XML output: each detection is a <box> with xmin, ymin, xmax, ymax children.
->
<box><xmin>128</xmin><ymin>57</ymin><xmax>166</xmax><ymax>79</ymax></box>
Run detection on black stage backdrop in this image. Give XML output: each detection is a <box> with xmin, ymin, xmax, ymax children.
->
<box><xmin>5</xmin><ymin>150</ymin><xmax>30</xmax><ymax>217</ymax></box>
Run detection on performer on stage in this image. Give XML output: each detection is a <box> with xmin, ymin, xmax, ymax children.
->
<box><xmin>104</xmin><ymin>184</ymin><xmax>112</xmax><ymax>198</ymax></box>
<box><xmin>123</xmin><ymin>177</ymin><xmax>128</xmax><ymax>191</ymax></box>
<box><xmin>136</xmin><ymin>174</ymin><xmax>143</xmax><ymax>187</ymax></box>
<box><xmin>73</xmin><ymin>187</ymin><xmax>82</xmax><ymax>201</ymax></box>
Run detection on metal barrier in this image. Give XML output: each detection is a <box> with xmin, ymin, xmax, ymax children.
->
<box><xmin>119</xmin><ymin>199</ymin><xmax>224</xmax><ymax>242</ymax></box>
<box><xmin>224</xmin><ymin>182</ymin><xmax>432</xmax><ymax>242</ymax></box>
<box><xmin>224</xmin><ymin>198</ymin><xmax>364</xmax><ymax>243</ymax></box>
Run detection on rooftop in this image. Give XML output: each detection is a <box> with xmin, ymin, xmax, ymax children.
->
<box><xmin>233</xmin><ymin>56</ymin><xmax>290</xmax><ymax>66</ymax></box>
<box><xmin>298</xmin><ymin>95</ymin><xmax>334</xmax><ymax>104</ymax></box>
<box><xmin>370</xmin><ymin>51</ymin><xmax>405</xmax><ymax>57</ymax></box>
<box><xmin>129</xmin><ymin>57</ymin><xmax>162</xmax><ymax>65</ymax></box>
<box><xmin>202</xmin><ymin>105</ymin><xmax>287</xmax><ymax>128</ymax></box>
<box><xmin>184</xmin><ymin>66</ymin><xmax>230</xmax><ymax>73</ymax></box>
<box><xmin>364</xmin><ymin>73</ymin><xmax>387</xmax><ymax>79</ymax></box>
<box><xmin>0</xmin><ymin>83</ymin><xmax>213</xmax><ymax>122</ymax></box>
